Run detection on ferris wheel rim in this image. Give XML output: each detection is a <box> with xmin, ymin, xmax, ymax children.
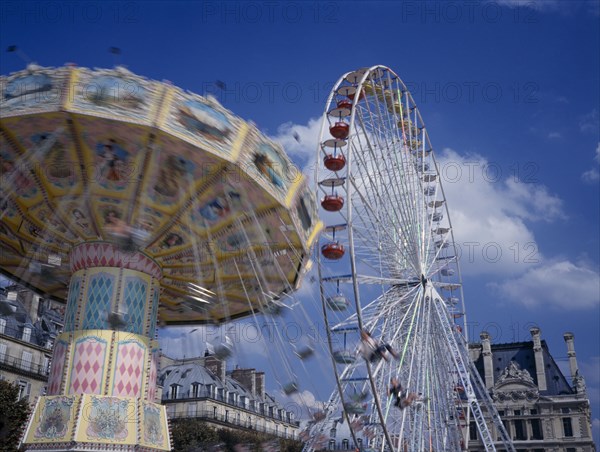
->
<box><xmin>312</xmin><ymin>65</ymin><xmax>469</xmax><ymax>452</ymax></box>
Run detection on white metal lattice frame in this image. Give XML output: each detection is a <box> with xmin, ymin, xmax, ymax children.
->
<box><xmin>307</xmin><ymin>66</ymin><xmax>514</xmax><ymax>452</ymax></box>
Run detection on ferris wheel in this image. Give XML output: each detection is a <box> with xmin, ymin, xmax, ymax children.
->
<box><xmin>306</xmin><ymin>66</ymin><xmax>515</xmax><ymax>452</ymax></box>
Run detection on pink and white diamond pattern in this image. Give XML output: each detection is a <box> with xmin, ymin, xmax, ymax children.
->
<box><xmin>68</xmin><ymin>337</ymin><xmax>106</xmax><ymax>395</ymax></box>
<box><xmin>70</xmin><ymin>242</ymin><xmax>161</xmax><ymax>278</ymax></box>
<box><xmin>113</xmin><ymin>341</ymin><xmax>145</xmax><ymax>398</ymax></box>
<box><xmin>47</xmin><ymin>340</ymin><xmax>68</xmax><ymax>395</ymax></box>
<box><xmin>147</xmin><ymin>350</ymin><xmax>158</xmax><ymax>402</ymax></box>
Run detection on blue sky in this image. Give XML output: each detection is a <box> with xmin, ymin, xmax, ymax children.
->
<box><xmin>1</xmin><ymin>0</ymin><xmax>599</xmax><ymax>442</ymax></box>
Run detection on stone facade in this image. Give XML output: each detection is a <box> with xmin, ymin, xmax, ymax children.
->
<box><xmin>159</xmin><ymin>352</ymin><xmax>300</xmax><ymax>440</ymax></box>
<box><xmin>468</xmin><ymin>329</ymin><xmax>596</xmax><ymax>452</ymax></box>
<box><xmin>0</xmin><ymin>284</ymin><xmax>63</xmax><ymax>404</ymax></box>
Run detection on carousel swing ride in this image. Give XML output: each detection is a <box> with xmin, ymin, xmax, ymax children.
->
<box><xmin>0</xmin><ymin>63</ymin><xmax>319</xmax><ymax>451</ymax></box>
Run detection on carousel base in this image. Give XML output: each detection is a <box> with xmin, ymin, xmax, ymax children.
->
<box><xmin>21</xmin><ymin>394</ymin><xmax>170</xmax><ymax>451</ymax></box>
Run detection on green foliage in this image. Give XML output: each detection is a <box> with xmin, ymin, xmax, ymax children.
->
<box><xmin>0</xmin><ymin>380</ymin><xmax>32</xmax><ymax>452</ymax></box>
<box><xmin>170</xmin><ymin>419</ymin><xmax>303</xmax><ymax>452</ymax></box>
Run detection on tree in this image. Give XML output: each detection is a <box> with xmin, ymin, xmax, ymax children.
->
<box><xmin>170</xmin><ymin>419</ymin><xmax>303</xmax><ymax>451</ymax></box>
<box><xmin>0</xmin><ymin>380</ymin><xmax>31</xmax><ymax>451</ymax></box>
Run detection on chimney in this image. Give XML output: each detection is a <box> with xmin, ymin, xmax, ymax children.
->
<box><xmin>530</xmin><ymin>327</ymin><xmax>547</xmax><ymax>391</ymax></box>
<box><xmin>563</xmin><ymin>332</ymin><xmax>578</xmax><ymax>380</ymax></box>
<box><xmin>231</xmin><ymin>368</ymin><xmax>256</xmax><ymax>397</ymax></box>
<box><xmin>480</xmin><ymin>331</ymin><xmax>494</xmax><ymax>389</ymax></box>
<box><xmin>204</xmin><ymin>355</ymin><xmax>226</xmax><ymax>382</ymax></box>
<box><xmin>255</xmin><ymin>371</ymin><xmax>265</xmax><ymax>399</ymax></box>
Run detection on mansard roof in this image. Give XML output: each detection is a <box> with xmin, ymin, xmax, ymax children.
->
<box><xmin>471</xmin><ymin>340</ymin><xmax>573</xmax><ymax>396</ymax></box>
<box><xmin>158</xmin><ymin>359</ymin><xmax>285</xmax><ymax>408</ymax></box>
<box><xmin>0</xmin><ymin>287</ymin><xmax>59</xmax><ymax>348</ymax></box>
<box><xmin>160</xmin><ymin>362</ymin><xmax>223</xmax><ymax>388</ymax></box>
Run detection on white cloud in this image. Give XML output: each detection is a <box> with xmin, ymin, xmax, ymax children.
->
<box><xmin>436</xmin><ymin>148</ymin><xmax>565</xmax><ymax>275</ymax></box>
<box><xmin>493</xmin><ymin>0</ymin><xmax>598</xmax><ymax>14</ymax></box>
<box><xmin>581</xmin><ymin>142</ymin><xmax>600</xmax><ymax>184</ymax></box>
<box><xmin>582</xmin><ymin>168</ymin><xmax>600</xmax><ymax>183</ymax></box>
<box><xmin>547</xmin><ymin>132</ymin><xmax>562</xmax><ymax>139</ymax></box>
<box><xmin>492</xmin><ymin>260</ymin><xmax>600</xmax><ymax>310</ymax></box>
<box><xmin>272</xmin><ymin>388</ymin><xmax>324</xmax><ymax>421</ymax></box>
<box><xmin>271</xmin><ymin>117</ymin><xmax>322</xmax><ymax>171</ymax></box>
<box><xmin>580</xmin><ymin>109</ymin><xmax>599</xmax><ymax>134</ymax></box>
<box><xmin>492</xmin><ymin>0</ymin><xmax>561</xmax><ymax>11</ymax></box>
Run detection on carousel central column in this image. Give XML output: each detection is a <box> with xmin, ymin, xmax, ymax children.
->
<box><xmin>21</xmin><ymin>242</ymin><xmax>171</xmax><ymax>451</ymax></box>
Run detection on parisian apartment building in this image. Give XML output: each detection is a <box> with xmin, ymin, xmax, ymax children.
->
<box><xmin>158</xmin><ymin>351</ymin><xmax>301</xmax><ymax>440</ymax></box>
<box><xmin>0</xmin><ymin>283</ymin><xmax>64</xmax><ymax>402</ymax></box>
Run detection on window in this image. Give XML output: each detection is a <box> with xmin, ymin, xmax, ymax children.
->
<box><xmin>17</xmin><ymin>380</ymin><xmax>29</xmax><ymax>400</ymax></box>
<box><xmin>531</xmin><ymin>418</ymin><xmax>543</xmax><ymax>440</ymax></box>
<box><xmin>21</xmin><ymin>351</ymin><xmax>32</xmax><ymax>371</ymax></box>
<box><xmin>342</xmin><ymin>439</ymin><xmax>349</xmax><ymax>449</ymax></box>
<box><xmin>22</xmin><ymin>327</ymin><xmax>31</xmax><ymax>342</ymax></box>
<box><xmin>498</xmin><ymin>419</ymin><xmax>510</xmax><ymax>441</ymax></box>
<box><xmin>514</xmin><ymin>419</ymin><xmax>526</xmax><ymax>440</ymax></box>
<box><xmin>187</xmin><ymin>404</ymin><xmax>197</xmax><ymax>416</ymax></box>
<box><xmin>330</xmin><ymin>428</ymin><xmax>337</xmax><ymax>438</ymax></box>
<box><xmin>566</xmin><ymin>449</ymin><xmax>576</xmax><ymax>452</ymax></box>
<box><xmin>470</xmin><ymin>422</ymin><xmax>478</xmax><ymax>441</ymax></box>
<box><xmin>561</xmin><ymin>407</ymin><xmax>571</xmax><ymax>413</ymax></box>
<box><xmin>328</xmin><ymin>439</ymin><xmax>335</xmax><ymax>450</ymax></box>
<box><xmin>0</xmin><ymin>343</ymin><xmax>6</xmax><ymax>362</ymax></box>
<box><xmin>530</xmin><ymin>408</ymin><xmax>538</xmax><ymax>415</ymax></box>
<box><xmin>0</xmin><ymin>318</ymin><xmax>6</xmax><ymax>334</ymax></box>
<box><xmin>498</xmin><ymin>410</ymin><xmax>505</xmax><ymax>416</ymax></box>
<box><xmin>43</xmin><ymin>356</ymin><xmax>50</xmax><ymax>373</ymax></box>
<box><xmin>169</xmin><ymin>384</ymin><xmax>180</xmax><ymax>399</ymax></box>
<box><xmin>514</xmin><ymin>409</ymin><xmax>521</xmax><ymax>416</ymax></box>
<box><xmin>190</xmin><ymin>382</ymin><xmax>200</xmax><ymax>398</ymax></box>
<box><xmin>562</xmin><ymin>417</ymin><xmax>573</xmax><ymax>437</ymax></box>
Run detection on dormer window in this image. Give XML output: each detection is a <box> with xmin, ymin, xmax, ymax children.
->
<box><xmin>170</xmin><ymin>384</ymin><xmax>180</xmax><ymax>399</ymax></box>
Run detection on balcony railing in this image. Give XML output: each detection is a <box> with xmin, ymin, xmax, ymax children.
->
<box><xmin>0</xmin><ymin>325</ymin><xmax>56</xmax><ymax>349</ymax></box>
<box><xmin>164</xmin><ymin>389</ymin><xmax>298</xmax><ymax>426</ymax></box>
<box><xmin>0</xmin><ymin>353</ymin><xmax>50</xmax><ymax>379</ymax></box>
<box><xmin>169</xmin><ymin>409</ymin><xmax>297</xmax><ymax>438</ymax></box>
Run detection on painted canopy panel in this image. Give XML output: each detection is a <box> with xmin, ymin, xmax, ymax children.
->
<box><xmin>0</xmin><ymin>65</ymin><xmax>321</xmax><ymax>324</ymax></box>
